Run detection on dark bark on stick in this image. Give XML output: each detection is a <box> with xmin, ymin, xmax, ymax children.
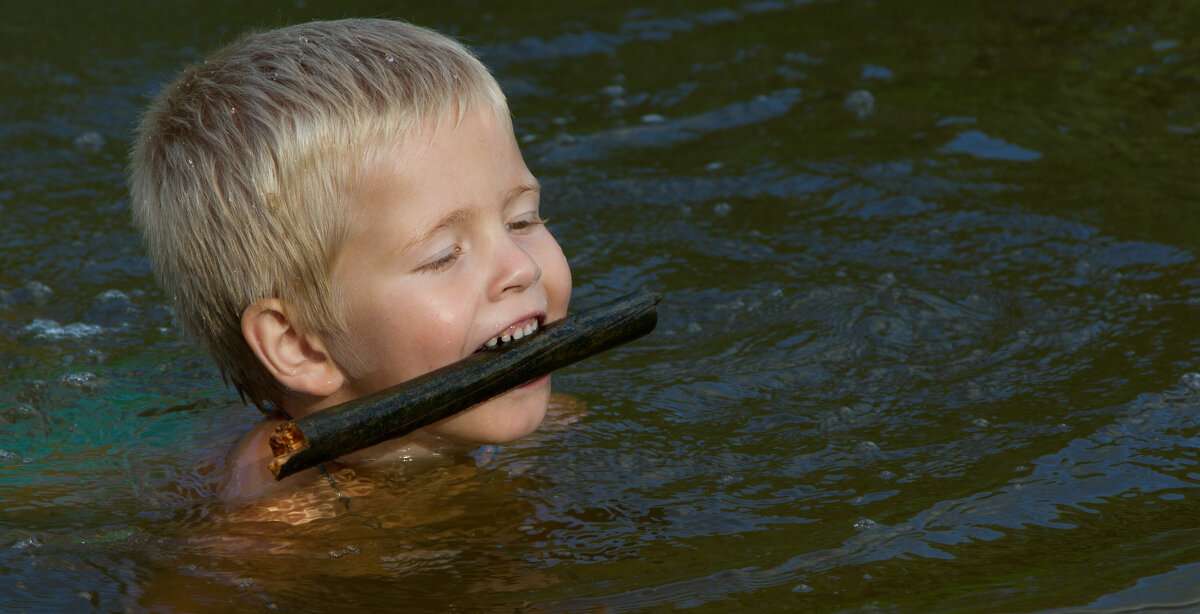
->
<box><xmin>268</xmin><ymin>290</ymin><xmax>662</xmax><ymax>479</ymax></box>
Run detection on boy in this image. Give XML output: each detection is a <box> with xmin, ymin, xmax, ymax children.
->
<box><xmin>130</xmin><ymin>19</ymin><xmax>572</xmax><ymax>504</ymax></box>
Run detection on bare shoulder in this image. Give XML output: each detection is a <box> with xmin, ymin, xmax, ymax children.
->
<box><xmin>220</xmin><ymin>418</ymin><xmax>320</xmax><ymax>503</ymax></box>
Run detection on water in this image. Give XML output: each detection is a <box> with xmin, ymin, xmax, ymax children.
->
<box><xmin>3</xmin><ymin>1</ymin><xmax>1199</xmax><ymax>611</ymax></box>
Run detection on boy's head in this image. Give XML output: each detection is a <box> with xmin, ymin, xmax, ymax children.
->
<box><xmin>131</xmin><ymin>19</ymin><xmax>550</xmax><ymax>414</ymax></box>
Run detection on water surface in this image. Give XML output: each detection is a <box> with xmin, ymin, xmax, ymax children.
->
<box><xmin>3</xmin><ymin>1</ymin><xmax>1200</xmax><ymax>612</ymax></box>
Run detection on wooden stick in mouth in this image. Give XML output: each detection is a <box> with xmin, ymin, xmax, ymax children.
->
<box><xmin>268</xmin><ymin>290</ymin><xmax>662</xmax><ymax>480</ymax></box>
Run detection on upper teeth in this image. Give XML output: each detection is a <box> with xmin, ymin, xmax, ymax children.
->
<box><xmin>484</xmin><ymin>321</ymin><xmax>538</xmax><ymax>349</ymax></box>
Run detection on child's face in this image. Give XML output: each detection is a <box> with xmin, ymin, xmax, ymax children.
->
<box><xmin>329</xmin><ymin>108</ymin><xmax>571</xmax><ymax>445</ymax></box>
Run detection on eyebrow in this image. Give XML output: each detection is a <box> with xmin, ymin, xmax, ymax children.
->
<box><xmin>399</xmin><ymin>181</ymin><xmax>541</xmax><ymax>254</ymax></box>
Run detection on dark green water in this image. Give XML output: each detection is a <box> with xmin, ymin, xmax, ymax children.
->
<box><xmin>3</xmin><ymin>1</ymin><xmax>1200</xmax><ymax>612</ymax></box>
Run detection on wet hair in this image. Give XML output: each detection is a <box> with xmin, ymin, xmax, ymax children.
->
<box><xmin>130</xmin><ymin>19</ymin><xmax>509</xmax><ymax>412</ymax></box>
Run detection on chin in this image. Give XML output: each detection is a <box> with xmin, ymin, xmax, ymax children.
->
<box><xmin>430</xmin><ymin>383</ymin><xmax>550</xmax><ymax>444</ymax></box>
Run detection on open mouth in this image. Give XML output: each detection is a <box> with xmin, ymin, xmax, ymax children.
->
<box><xmin>477</xmin><ymin>316</ymin><xmax>542</xmax><ymax>352</ymax></box>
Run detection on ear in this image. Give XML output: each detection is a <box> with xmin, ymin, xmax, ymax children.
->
<box><xmin>241</xmin><ymin>298</ymin><xmax>345</xmax><ymax>398</ymax></box>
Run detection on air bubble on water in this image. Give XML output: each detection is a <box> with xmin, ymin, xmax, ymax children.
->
<box><xmin>328</xmin><ymin>545</ymin><xmax>360</xmax><ymax>558</ymax></box>
<box><xmin>854</xmin><ymin>518</ymin><xmax>880</xmax><ymax>531</ymax></box>
<box><xmin>1180</xmin><ymin>372</ymin><xmax>1200</xmax><ymax>392</ymax></box>
<box><xmin>24</xmin><ymin>319</ymin><xmax>103</xmax><ymax>340</ymax></box>
<box><xmin>792</xmin><ymin>583</ymin><xmax>814</xmax><ymax>593</ymax></box>
<box><xmin>687</xmin><ymin>322</ymin><xmax>702</xmax><ymax>333</ymax></box>
<box><xmin>61</xmin><ymin>372</ymin><xmax>104</xmax><ymax>391</ymax></box>
<box><xmin>971</xmin><ymin>418</ymin><xmax>990</xmax><ymax>428</ymax></box>
<box><xmin>860</xmin><ymin>64</ymin><xmax>894</xmax><ymax>80</ymax></box>
<box><xmin>601</xmin><ymin>84</ymin><xmax>625</xmax><ymax>97</ymax></box>
<box><xmin>74</xmin><ymin>131</ymin><xmax>105</xmax><ymax>152</ymax></box>
<box><xmin>877</xmin><ymin>272</ymin><xmax>896</xmax><ymax>286</ymax></box>
<box><xmin>768</xmin><ymin>288</ymin><xmax>784</xmax><ymax>299</ymax></box>
<box><xmin>879</xmin><ymin>470</ymin><xmax>896</xmax><ymax>480</ymax></box>
<box><xmin>844</xmin><ymin>89</ymin><xmax>875</xmax><ymax>119</ymax></box>
<box><xmin>713</xmin><ymin>202</ymin><xmax>732</xmax><ymax>216</ymax></box>
<box><xmin>854</xmin><ymin>440</ymin><xmax>880</xmax><ymax>454</ymax></box>
<box><xmin>642</xmin><ymin>113</ymin><xmax>665</xmax><ymax>124</ymax></box>
<box><xmin>8</xmin><ymin>280</ymin><xmax>54</xmax><ymax>306</ymax></box>
<box><xmin>11</xmin><ymin>536</ymin><xmax>43</xmax><ymax>549</ymax></box>
<box><xmin>705</xmin><ymin>161</ymin><xmax>724</xmax><ymax>172</ymax></box>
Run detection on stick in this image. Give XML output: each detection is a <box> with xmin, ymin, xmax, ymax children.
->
<box><xmin>268</xmin><ymin>290</ymin><xmax>662</xmax><ymax>479</ymax></box>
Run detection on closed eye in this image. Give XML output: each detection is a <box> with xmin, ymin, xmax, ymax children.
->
<box><xmin>506</xmin><ymin>216</ymin><xmax>548</xmax><ymax>233</ymax></box>
<box><xmin>419</xmin><ymin>246</ymin><xmax>462</xmax><ymax>272</ymax></box>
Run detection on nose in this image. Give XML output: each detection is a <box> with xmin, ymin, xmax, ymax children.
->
<box><xmin>489</xmin><ymin>234</ymin><xmax>542</xmax><ymax>300</ymax></box>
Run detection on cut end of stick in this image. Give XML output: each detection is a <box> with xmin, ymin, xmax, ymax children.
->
<box><xmin>267</xmin><ymin>451</ymin><xmax>294</xmax><ymax>479</ymax></box>
<box><xmin>268</xmin><ymin>421</ymin><xmax>309</xmax><ymax>457</ymax></box>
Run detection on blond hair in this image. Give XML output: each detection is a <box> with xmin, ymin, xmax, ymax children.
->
<box><xmin>130</xmin><ymin>19</ymin><xmax>509</xmax><ymax>412</ymax></box>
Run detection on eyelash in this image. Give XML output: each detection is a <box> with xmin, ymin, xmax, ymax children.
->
<box><xmin>420</xmin><ymin>246</ymin><xmax>462</xmax><ymax>272</ymax></box>
<box><xmin>507</xmin><ymin>216</ymin><xmax>548</xmax><ymax>232</ymax></box>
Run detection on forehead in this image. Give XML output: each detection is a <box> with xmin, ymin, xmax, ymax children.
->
<box><xmin>344</xmin><ymin>108</ymin><xmax>531</xmax><ymax>229</ymax></box>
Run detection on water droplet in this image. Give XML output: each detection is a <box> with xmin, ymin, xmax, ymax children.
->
<box><xmin>879</xmin><ymin>470</ymin><xmax>897</xmax><ymax>480</ymax></box>
<box><xmin>705</xmin><ymin>161</ymin><xmax>724</xmax><ymax>172</ymax></box>
<box><xmin>972</xmin><ymin>418</ymin><xmax>990</xmax><ymax>428</ymax></box>
<box><xmin>386</xmin><ymin>55</ymin><xmax>395</xmax><ymax>63</ymax></box>
<box><xmin>792</xmin><ymin>583</ymin><xmax>814</xmax><ymax>593</ymax></box>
